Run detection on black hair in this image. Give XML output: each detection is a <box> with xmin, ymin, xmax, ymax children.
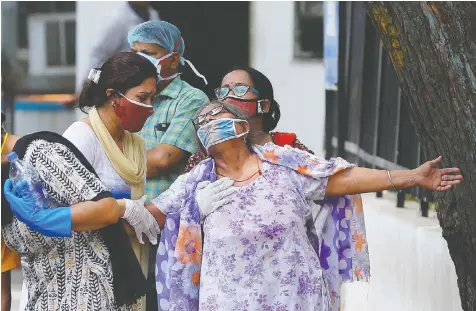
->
<box><xmin>223</xmin><ymin>66</ymin><xmax>281</xmax><ymax>132</ymax></box>
<box><xmin>77</xmin><ymin>52</ymin><xmax>157</xmax><ymax>113</ymax></box>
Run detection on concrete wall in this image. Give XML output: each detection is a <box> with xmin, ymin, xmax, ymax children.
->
<box><xmin>341</xmin><ymin>192</ymin><xmax>463</xmax><ymax>311</ymax></box>
<box><xmin>13</xmin><ymin>107</ymin><xmax>75</xmax><ymax>137</ymax></box>
<box><xmin>75</xmin><ymin>1</ymin><xmax>124</xmax><ymax>92</ymax></box>
<box><xmin>250</xmin><ymin>1</ymin><xmax>326</xmax><ymax>156</ymax></box>
<box><xmin>75</xmin><ymin>1</ymin><xmax>124</xmax><ymax>120</ymax></box>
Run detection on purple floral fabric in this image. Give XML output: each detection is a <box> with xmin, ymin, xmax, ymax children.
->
<box><xmin>152</xmin><ymin>143</ymin><xmax>370</xmax><ymax>311</ymax></box>
<box><xmin>199</xmin><ymin>162</ymin><xmax>331</xmax><ymax>310</ymax></box>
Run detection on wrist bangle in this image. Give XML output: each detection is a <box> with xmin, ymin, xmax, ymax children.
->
<box><xmin>387</xmin><ymin>170</ymin><xmax>397</xmax><ymax>191</ymax></box>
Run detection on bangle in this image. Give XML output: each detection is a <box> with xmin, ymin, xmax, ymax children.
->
<box><xmin>387</xmin><ymin>170</ymin><xmax>397</xmax><ymax>191</ymax></box>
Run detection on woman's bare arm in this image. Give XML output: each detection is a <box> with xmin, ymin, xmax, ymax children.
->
<box><xmin>70</xmin><ymin>198</ymin><xmax>125</xmax><ymax>231</ymax></box>
<box><xmin>145</xmin><ymin>202</ymin><xmax>166</xmax><ymax>229</ymax></box>
<box><xmin>326</xmin><ymin>167</ymin><xmax>418</xmax><ymax>196</ymax></box>
<box><xmin>326</xmin><ymin>157</ymin><xmax>463</xmax><ymax>197</ymax></box>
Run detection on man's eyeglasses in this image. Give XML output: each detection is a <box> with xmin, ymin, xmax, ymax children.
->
<box><xmin>193</xmin><ymin>105</ymin><xmax>232</xmax><ymax>128</ymax></box>
<box><xmin>214</xmin><ymin>84</ymin><xmax>260</xmax><ymax>100</ymax></box>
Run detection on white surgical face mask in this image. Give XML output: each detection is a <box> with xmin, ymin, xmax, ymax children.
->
<box><xmin>118</xmin><ymin>91</ymin><xmax>152</xmax><ymax>108</ymax></box>
<box><xmin>137</xmin><ymin>52</ymin><xmax>208</xmax><ymax>85</ymax></box>
<box><xmin>197</xmin><ymin>118</ymin><xmax>249</xmax><ymax>151</ymax></box>
<box><xmin>137</xmin><ymin>52</ymin><xmax>179</xmax><ymax>81</ymax></box>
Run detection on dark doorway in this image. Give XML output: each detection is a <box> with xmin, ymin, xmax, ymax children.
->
<box><xmin>151</xmin><ymin>1</ymin><xmax>250</xmax><ymax>98</ymax></box>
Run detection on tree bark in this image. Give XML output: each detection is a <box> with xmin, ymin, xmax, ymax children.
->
<box><xmin>366</xmin><ymin>2</ymin><xmax>476</xmax><ymax>309</ymax></box>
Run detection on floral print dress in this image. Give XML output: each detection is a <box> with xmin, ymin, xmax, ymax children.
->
<box><xmin>199</xmin><ymin>162</ymin><xmax>330</xmax><ymax>310</ymax></box>
<box><xmin>153</xmin><ymin>143</ymin><xmax>370</xmax><ymax>311</ymax></box>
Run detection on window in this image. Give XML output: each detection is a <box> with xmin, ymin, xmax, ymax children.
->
<box><xmin>43</xmin><ymin>18</ymin><xmax>76</xmax><ymax>67</ymax></box>
<box><xmin>294</xmin><ymin>1</ymin><xmax>324</xmax><ymax>60</ymax></box>
<box><xmin>28</xmin><ymin>12</ymin><xmax>76</xmax><ymax>76</ymax></box>
<box><xmin>17</xmin><ymin>1</ymin><xmax>76</xmax><ymax>49</ymax></box>
<box><xmin>17</xmin><ymin>1</ymin><xmax>75</xmax><ymax>69</ymax></box>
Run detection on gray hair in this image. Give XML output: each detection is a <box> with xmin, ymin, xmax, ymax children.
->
<box><xmin>194</xmin><ymin>100</ymin><xmax>249</xmax><ymax>123</ymax></box>
<box><xmin>194</xmin><ymin>100</ymin><xmax>253</xmax><ymax>152</ymax></box>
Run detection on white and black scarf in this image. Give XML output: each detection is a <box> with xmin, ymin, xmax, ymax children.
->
<box><xmin>2</xmin><ymin>131</ymin><xmax>148</xmax><ymax>310</ymax></box>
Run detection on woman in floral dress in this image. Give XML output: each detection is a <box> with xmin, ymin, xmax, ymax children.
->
<box><xmin>147</xmin><ymin>101</ymin><xmax>463</xmax><ymax>311</ymax></box>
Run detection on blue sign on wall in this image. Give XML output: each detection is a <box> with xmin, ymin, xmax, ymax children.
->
<box><xmin>324</xmin><ymin>1</ymin><xmax>339</xmax><ymax>91</ymax></box>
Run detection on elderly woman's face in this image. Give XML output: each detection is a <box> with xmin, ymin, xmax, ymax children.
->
<box><xmin>194</xmin><ymin>104</ymin><xmax>236</xmax><ymax>128</ymax></box>
<box><xmin>195</xmin><ymin>104</ymin><xmax>250</xmax><ymax>153</ymax></box>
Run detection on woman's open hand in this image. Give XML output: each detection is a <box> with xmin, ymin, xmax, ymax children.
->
<box><xmin>413</xmin><ymin>156</ymin><xmax>463</xmax><ymax>191</ymax></box>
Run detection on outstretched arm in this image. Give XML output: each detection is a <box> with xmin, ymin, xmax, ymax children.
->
<box><xmin>326</xmin><ymin>156</ymin><xmax>463</xmax><ymax>197</ymax></box>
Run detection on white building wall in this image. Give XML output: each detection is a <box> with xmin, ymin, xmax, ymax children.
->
<box><xmin>250</xmin><ymin>1</ymin><xmax>326</xmax><ymax>156</ymax></box>
<box><xmin>75</xmin><ymin>1</ymin><xmax>124</xmax><ymax>120</ymax></box>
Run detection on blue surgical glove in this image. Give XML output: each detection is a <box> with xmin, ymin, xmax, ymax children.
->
<box><xmin>111</xmin><ymin>191</ymin><xmax>131</xmax><ymax>200</ymax></box>
<box><xmin>4</xmin><ymin>179</ymin><xmax>72</xmax><ymax>238</ymax></box>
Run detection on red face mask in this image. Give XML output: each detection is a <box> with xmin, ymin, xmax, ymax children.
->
<box><xmin>223</xmin><ymin>97</ymin><xmax>259</xmax><ymax>117</ymax></box>
<box><xmin>114</xmin><ymin>94</ymin><xmax>154</xmax><ymax>133</ymax></box>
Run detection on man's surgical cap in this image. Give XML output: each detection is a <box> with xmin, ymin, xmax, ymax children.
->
<box><xmin>128</xmin><ymin>21</ymin><xmax>186</xmax><ymax>65</ymax></box>
<box><xmin>128</xmin><ymin>20</ymin><xmax>207</xmax><ymax>85</ymax></box>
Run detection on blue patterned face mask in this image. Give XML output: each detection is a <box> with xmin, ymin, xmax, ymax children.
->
<box><xmin>197</xmin><ymin>118</ymin><xmax>249</xmax><ymax>151</ymax></box>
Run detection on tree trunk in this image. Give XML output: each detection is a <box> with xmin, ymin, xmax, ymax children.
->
<box><xmin>366</xmin><ymin>2</ymin><xmax>476</xmax><ymax>309</ymax></box>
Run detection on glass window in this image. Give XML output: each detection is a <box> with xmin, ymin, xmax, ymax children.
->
<box><xmin>65</xmin><ymin>20</ymin><xmax>76</xmax><ymax>65</ymax></box>
<box><xmin>294</xmin><ymin>1</ymin><xmax>324</xmax><ymax>60</ymax></box>
<box><xmin>46</xmin><ymin>21</ymin><xmax>61</xmax><ymax>66</ymax></box>
<box><xmin>17</xmin><ymin>1</ymin><xmax>75</xmax><ymax>49</ymax></box>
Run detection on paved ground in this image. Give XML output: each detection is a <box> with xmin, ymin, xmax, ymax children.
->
<box><xmin>10</xmin><ymin>268</ymin><xmax>22</xmax><ymax>311</ymax></box>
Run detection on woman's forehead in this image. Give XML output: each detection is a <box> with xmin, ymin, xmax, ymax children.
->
<box><xmin>222</xmin><ymin>70</ymin><xmax>253</xmax><ymax>87</ymax></box>
<box><xmin>128</xmin><ymin>77</ymin><xmax>157</xmax><ymax>94</ymax></box>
